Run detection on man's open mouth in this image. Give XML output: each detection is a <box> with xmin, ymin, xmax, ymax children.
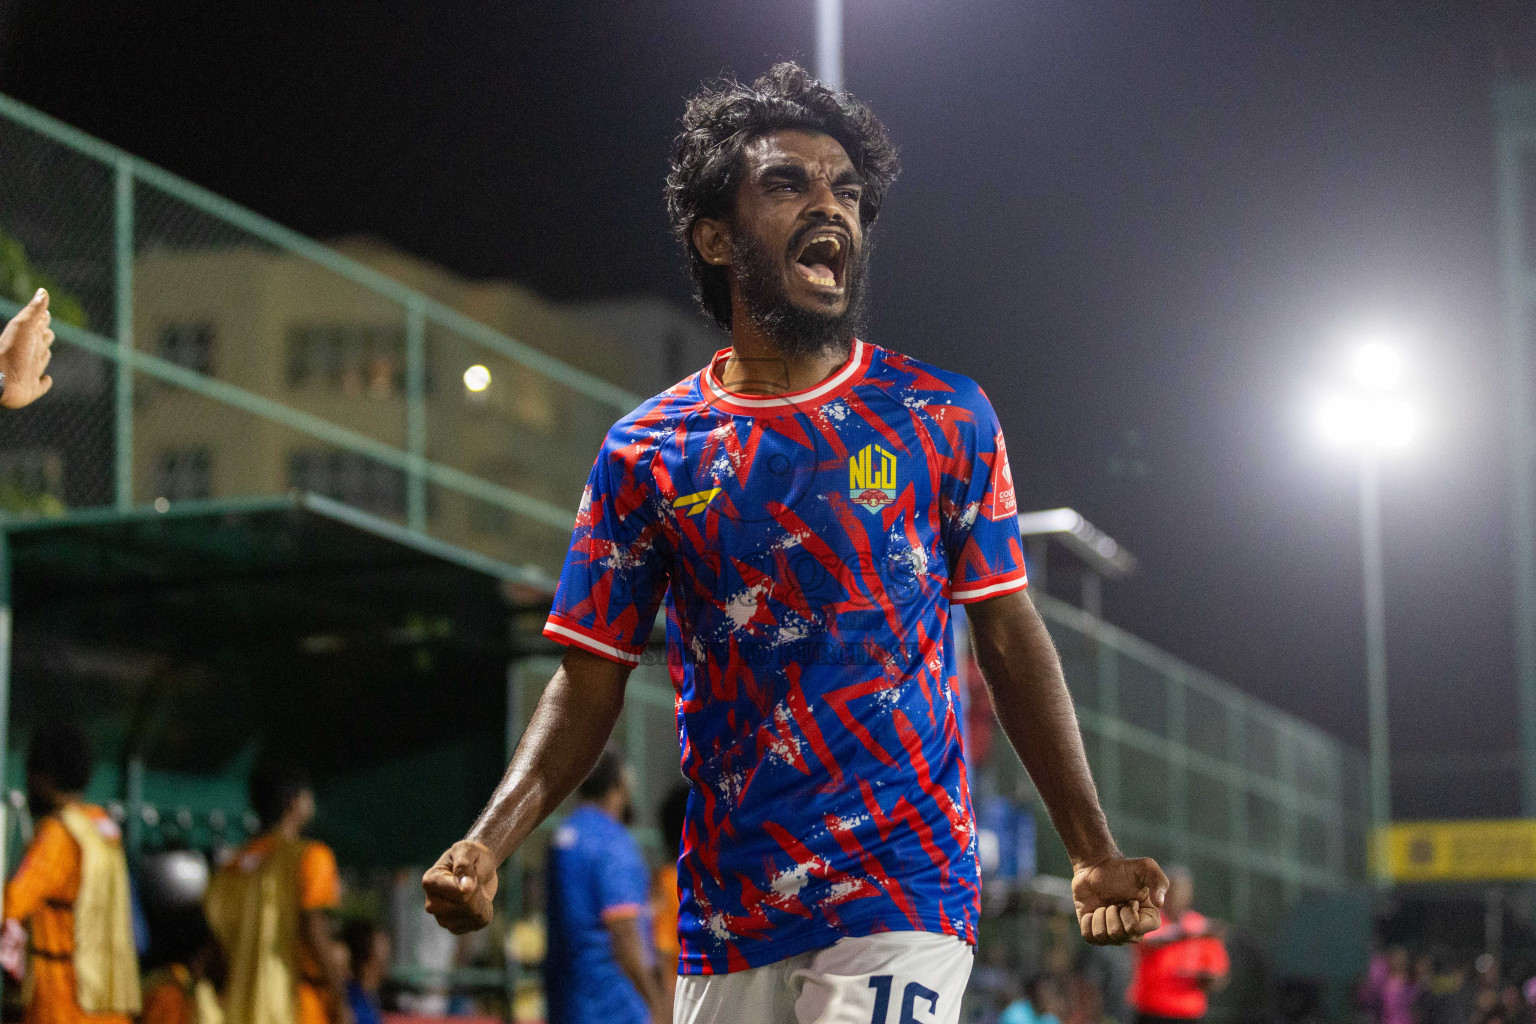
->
<box><xmin>792</xmin><ymin>231</ymin><xmax>849</xmax><ymax>290</ymax></box>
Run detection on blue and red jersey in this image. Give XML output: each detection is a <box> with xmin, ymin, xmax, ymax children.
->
<box><xmin>544</xmin><ymin>339</ymin><xmax>1027</xmax><ymax>974</ymax></box>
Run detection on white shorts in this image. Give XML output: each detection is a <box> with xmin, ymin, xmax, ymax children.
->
<box><xmin>673</xmin><ymin>931</ymin><xmax>973</xmax><ymax>1024</ymax></box>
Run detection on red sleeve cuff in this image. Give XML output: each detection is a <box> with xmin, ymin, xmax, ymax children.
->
<box><xmin>543</xmin><ymin>614</ymin><xmax>646</xmax><ymax>666</ymax></box>
<box><xmin>950</xmin><ymin>566</ymin><xmax>1029</xmax><ymax>604</ymax></box>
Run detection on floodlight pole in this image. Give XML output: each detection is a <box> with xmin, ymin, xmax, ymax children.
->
<box><xmin>817</xmin><ymin>0</ymin><xmax>844</xmax><ymax>91</ymax></box>
<box><xmin>1358</xmin><ymin>452</ymin><xmax>1392</xmax><ymax>852</ymax></box>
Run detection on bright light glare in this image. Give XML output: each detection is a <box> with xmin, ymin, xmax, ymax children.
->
<box><xmin>1349</xmin><ymin>341</ymin><xmax>1404</xmax><ymax>392</ymax></box>
<box><xmin>463</xmin><ymin>365</ymin><xmax>491</xmax><ymax>392</ymax></box>
<box><xmin>1316</xmin><ymin>394</ymin><xmax>1417</xmax><ymax>450</ymax></box>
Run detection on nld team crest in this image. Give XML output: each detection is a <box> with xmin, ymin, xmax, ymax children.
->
<box><xmin>849</xmin><ymin>443</ymin><xmax>897</xmax><ymax>512</ymax></box>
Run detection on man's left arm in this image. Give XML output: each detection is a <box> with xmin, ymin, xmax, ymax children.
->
<box><xmin>966</xmin><ymin>589</ymin><xmax>1168</xmax><ymax>945</ymax></box>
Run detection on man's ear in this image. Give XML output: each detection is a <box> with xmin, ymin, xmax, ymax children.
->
<box><xmin>692</xmin><ymin>218</ymin><xmax>732</xmax><ymax>267</ymax></box>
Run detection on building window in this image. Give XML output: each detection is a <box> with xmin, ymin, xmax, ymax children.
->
<box><xmin>289</xmin><ymin>449</ymin><xmax>406</xmax><ymax>517</ymax></box>
<box><xmin>154</xmin><ymin>448</ymin><xmax>212</xmax><ymax>501</ymax></box>
<box><xmin>158</xmin><ymin>323</ymin><xmax>216</xmax><ymax>375</ymax></box>
<box><xmin>287</xmin><ymin>324</ymin><xmax>414</xmax><ymax>399</ymax></box>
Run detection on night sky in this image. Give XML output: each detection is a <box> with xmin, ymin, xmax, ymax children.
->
<box><xmin>2</xmin><ymin>0</ymin><xmax>1527</xmax><ymax>817</ymax></box>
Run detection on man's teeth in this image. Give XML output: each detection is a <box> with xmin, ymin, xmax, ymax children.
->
<box><xmin>798</xmin><ymin>234</ymin><xmax>843</xmax><ymax>286</ymax></box>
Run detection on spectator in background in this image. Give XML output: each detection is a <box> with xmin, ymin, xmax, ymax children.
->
<box><xmin>0</xmin><ymin>723</ymin><xmax>142</xmax><ymax>1024</ymax></box>
<box><xmin>1001</xmin><ymin>975</ymin><xmax>1065</xmax><ymax>1024</ymax></box>
<box><xmin>141</xmin><ymin>910</ymin><xmax>225</xmax><ymax>1024</ymax></box>
<box><xmin>652</xmin><ymin>783</ymin><xmax>689</xmax><ymax>1007</ymax></box>
<box><xmin>1125</xmin><ymin>867</ymin><xmax>1228</xmax><ymax>1024</ymax></box>
<box><xmin>0</xmin><ymin>288</ymin><xmax>55</xmax><ymax>409</ymax></box>
<box><xmin>340</xmin><ymin>921</ymin><xmax>391</xmax><ymax>1024</ymax></box>
<box><xmin>1496</xmin><ymin>983</ymin><xmax>1531</xmax><ymax>1024</ymax></box>
<box><xmin>544</xmin><ymin>749</ymin><xmax>668</xmax><ymax>1024</ymax></box>
<box><xmin>1415</xmin><ymin>948</ymin><xmax>1472</xmax><ymax>1024</ymax></box>
<box><xmin>1361</xmin><ymin>947</ymin><xmax>1418</xmax><ymax>1024</ymax></box>
<box><xmin>204</xmin><ymin>763</ymin><xmax>351</xmax><ymax>1024</ymax></box>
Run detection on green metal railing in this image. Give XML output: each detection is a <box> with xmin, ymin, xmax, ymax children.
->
<box><xmin>0</xmin><ymin>90</ymin><xmax>638</xmax><ymax>579</ymax></box>
<box><xmin>1010</xmin><ymin>594</ymin><xmax>1368</xmax><ymax>930</ymax></box>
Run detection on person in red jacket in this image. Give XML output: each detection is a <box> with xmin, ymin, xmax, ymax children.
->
<box><xmin>1127</xmin><ymin>867</ymin><xmax>1229</xmax><ymax>1024</ymax></box>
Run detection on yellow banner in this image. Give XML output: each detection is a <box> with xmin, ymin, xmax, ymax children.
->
<box><xmin>1381</xmin><ymin>820</ymin><xmax>1536</xmax><ymax>882</ymax></box>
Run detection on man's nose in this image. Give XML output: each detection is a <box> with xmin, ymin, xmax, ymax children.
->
<box><xmin>803</xmin><ymin>181</ymin><xmax>848</xmax><ymax>225</ymax></box>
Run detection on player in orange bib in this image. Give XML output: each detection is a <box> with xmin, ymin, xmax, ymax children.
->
<box><xmin>204</xmin><ymin>764</ymin><xmax>350</xmax><ymax>1024</ymax></box>
<box><xmin>139</xmin><ymin>909</ymin><xmax>224</xmax><ymax>1024</ymax></box>
<box><xmin>1</xmin><ymin>724</ymin><xmax>141</xmax><ymax>1024</ymax></box>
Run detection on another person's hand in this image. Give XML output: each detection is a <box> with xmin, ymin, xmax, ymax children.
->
<box><xmin>422</xmin><ymin>839</ymin><xmax>499</xmax><ymax>934</ymax></box>
<box><xmin>0</xmin><ymin>918</ymin><xmax>25</xmax><ymax>979</ymax></box>
<box><xmin>1072</xmin><ymin>855</ymin><xmax>1168</xmax><ymax>945</ymax></box>
<box><xmin>0</xmin><ymin>288</ymin><xmax>55</xmax><ymax>410</ymax></box>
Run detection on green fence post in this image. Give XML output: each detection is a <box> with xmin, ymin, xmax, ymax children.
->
<box><xmin>1167</xmin><ymin>670</ymin><xmax>1190</xmax><ymax>866</ymax></box>
<box><xmin>114</xmin><ymin>158</ymin><xmax>135</xmax><ymax>511</ymax></box>
<box><xmin>125</xmin><ymin>755</ymin><xmax>145</xmax><ymax>866</ymax></box>
<box><xmin>1278</xmin><ymin>723</ymin><xmax>1301</xmax><ymax>906</ymax></box>
<box><xmin>1096</xmin><ymin>633</ymin><xmax>1120</xmax><ymax>821</ymax></box>
<box><xmin>406</xmin><ymin>298</ymin><xmax>427</xmax><ymax>532</ymax></box>
<box><xmin>1226</xmin><ymin>697</ymin><xmax>1251</xmax><ymax>924</ymax></box>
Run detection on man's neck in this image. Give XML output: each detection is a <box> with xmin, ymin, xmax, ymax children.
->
<box><xmin>720</xmin><ymin>316</ymin><xmax>851</xmax><ymax>396</ymax></box>
<box><xmin>584</xmin><ymin>795</ymin><xmax>626</xmax><ymax>822</ymax></box>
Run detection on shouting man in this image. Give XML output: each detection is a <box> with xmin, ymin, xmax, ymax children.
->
<box><xmin>424</xmin><ymin>63</ymin><xmax>1167</xmax><ymax>1024</ymax></box>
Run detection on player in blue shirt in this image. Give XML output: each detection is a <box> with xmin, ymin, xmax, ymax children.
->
<box><xmin>545</xmin><ymin>751</ymin><xmax>666</xmax><ymax>1024</ymax></box>
<box><xmin>426</xmin><ymin>63</ymin><xmax>1168</xmax><ymax>1024</ymax></box>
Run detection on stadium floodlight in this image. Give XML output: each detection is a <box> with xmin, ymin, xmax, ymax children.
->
<box><xmin>463</xmin><ymin>365</ymin><xmax>492</xmax><ymax>393</ymax></box>
<box><xmin>1312</xmin><ymin>337</ymin><xmax>1421</xmax><ymax>868</ymax></box>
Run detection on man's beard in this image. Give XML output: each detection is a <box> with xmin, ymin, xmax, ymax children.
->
<box><xmin>730</xmin><ymin>223</ymin><xmax>871</xmax><ymax>359</ymax></box>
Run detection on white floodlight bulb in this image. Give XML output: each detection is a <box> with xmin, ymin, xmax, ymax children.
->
<box><xmin>1316</xmin><ymin>395</ymin><xmax>1363</xmax><ymax>447</ymax></box>
<box><xmin>1350</xmin><ymin>341</ymin><xmax>1403</xmax><ymax>393</ymax></box>
<box><xmin>1368</xmin><ymin>397</ymin><xmax>1416</xmax><ymax>449</ymax></box>
<box><xmin>463</xmin><ymin>364</ymin><xmax>492</xmax><ymax>392</ymax></box>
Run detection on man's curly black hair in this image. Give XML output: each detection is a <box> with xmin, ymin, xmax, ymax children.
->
<box><xmin>666</xmin><ymin>62</ymin><xmax>900</xmax><ymax>331</ymax></box>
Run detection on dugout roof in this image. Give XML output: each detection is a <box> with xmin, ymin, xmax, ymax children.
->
<box><xmin>0</xmin><ymin>493</ymin><xmax>558</xmax><ymax>866</ymax></box>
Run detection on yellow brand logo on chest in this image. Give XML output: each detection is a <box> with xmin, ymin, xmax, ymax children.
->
<box><xmin>849</xmin><ymin>444</ymin><xmax>897</xmax><ymax>512</ymax></box>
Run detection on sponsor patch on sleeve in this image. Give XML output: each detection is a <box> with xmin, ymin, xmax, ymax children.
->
<box><xmin>982</xmin><ymin>432</ymin><xmax>1017</xmax><ymax>522</ymax></box>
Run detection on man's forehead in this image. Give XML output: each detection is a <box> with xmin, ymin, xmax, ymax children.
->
<box><xmin>742</xmin><ymin>130</ymin><xmax>855</xmax><ymax>175</ymax></box>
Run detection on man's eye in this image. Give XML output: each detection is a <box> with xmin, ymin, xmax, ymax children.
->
<box><xmin>838</xmin><ymin>190</ymin><xmax>860</xmax><ymax>201</ymax></box>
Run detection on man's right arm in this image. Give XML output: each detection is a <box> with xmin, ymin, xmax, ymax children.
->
<box><xmin>422</xmin><ymin>647</ymin><xmax>630</xmax><ymax>933</ymax></box>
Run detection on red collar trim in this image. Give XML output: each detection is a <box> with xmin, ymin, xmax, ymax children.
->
<box><xmin>700</xmin><ymin>339</ymin><xmax>871</xmax><ymax>417</ymax></box>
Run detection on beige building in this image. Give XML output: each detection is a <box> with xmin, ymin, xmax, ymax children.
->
<box><xmin>129</xmin><ymin>237</ymin><xmax>722</xmax><ymax>574</ymax></box>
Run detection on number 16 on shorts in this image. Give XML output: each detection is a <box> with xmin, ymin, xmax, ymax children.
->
<box><xmin>867</xmin><ymin>975</ymin><xmax>939</xmax><ymax>1023</ymax></box>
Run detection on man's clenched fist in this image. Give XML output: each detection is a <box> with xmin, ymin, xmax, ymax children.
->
<box><xmin>422</xmin><ymin>839</ymin><xmax>499</xmax><ymax>934</ymax></box>
<box><xmin>1072</xmin><ymin>855</ymin><xmax>1168</xmax><ymax>945</ymax></box>
<box><xmin>1</xmin><ymin>288</ymin><xmax>55</xmax><ymax>409</ymax></box>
